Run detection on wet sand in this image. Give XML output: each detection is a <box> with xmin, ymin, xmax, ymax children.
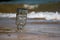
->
<box><xmin>0</xmin><ymin>18</ymin><xmax>60</xmax><ymax>40</ymax></box>
<box><xmin>0</xmin><ymin>32</ymin><xmax>60</xmax><ymax>40</ymax></box>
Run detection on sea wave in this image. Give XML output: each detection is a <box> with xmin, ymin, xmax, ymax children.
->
<box><xmin>0</xmin><ymin>12</ymin><xmax>60</xmax><ymax>20</ymax></box>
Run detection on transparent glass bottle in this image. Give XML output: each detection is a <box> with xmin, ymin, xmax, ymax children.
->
<box><xmin>16</xmin><ymin>8</ymin><xmax>28</xmax><ymax>31</ymax></box>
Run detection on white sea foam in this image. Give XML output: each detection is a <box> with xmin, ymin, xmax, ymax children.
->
<box><xmin>0</xmin><ymin>13</ymin><xmax>16</xmax><ymax>18</ymax></box>
<box><xmin>0</xmin><ymin>12</ymin><xmax>60</xmax><ymax>20</ymax></box>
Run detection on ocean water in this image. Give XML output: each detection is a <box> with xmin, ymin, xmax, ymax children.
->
<box><xmin>0</xmin><ymin>17</ymin><xmax>60</xmax><ymax>34</ymax></box>
<box><xmin>0</xmin><ymin>12</ymin><xmax>60</xmax><ymax>20</ymax></box>
<box><xmin>0</xmin><ymin>12</ymin><xmax>60</xmax><ymax>34</ymax></box>
<box><xmin>0</xmin><ymin>0</ymin><xmax>60</xmax><ymax>4</ymax></box>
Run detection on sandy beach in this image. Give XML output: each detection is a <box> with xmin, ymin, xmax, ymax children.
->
<box><xmin>0</xmin><ymin>17</ymin><xmax>60</xmax><ymax>40</ymax></box>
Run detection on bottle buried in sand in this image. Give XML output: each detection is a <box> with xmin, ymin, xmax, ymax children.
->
<box><xmin>16</xmin><ymin>8</ymin><xmax>28</xmax><ymax>32</ymax></box>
